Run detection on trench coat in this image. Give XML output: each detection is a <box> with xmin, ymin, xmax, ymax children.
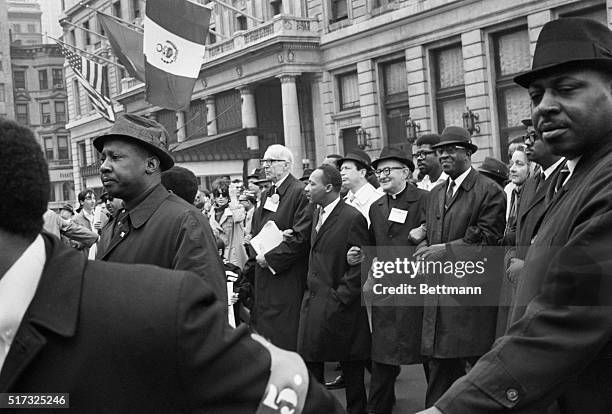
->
<box><xmin>367</xmin><ymin>184</ymin><xmax>429</xmax><ymax>365</ymax></box>
<box><xmin>96</xmin><ymin>184</ymin><xmax>227</xmax><ymax>307</ymax></box>
<box><xmin>436</xmin><ymin>143</ymin><xmax>612</xmax><ymax>414</ymax></box>
<box><xmin>250</xmin><ymin>174</ymin><xmax>313</xmax><ymax>351</ymax></box>
<box><xmin>1</xmin><ymin>233</ymin><xmax>345</xmax><ymax>413</ymax></box>
<box><xmin>297</xmin><ymin>199</ymin><xmax>370</xmax><ymax>362</ymax></box>
<box><xmin>422</xmin><ymin>168</ymin><xmax>506</xmax><ymax>358</ymax></box>
<box><xmin>210</xmin><ymin>203</ymin><xmax>248</xmax><ymax>268</ymax></box>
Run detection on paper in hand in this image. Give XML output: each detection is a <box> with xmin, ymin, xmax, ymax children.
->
<box><xmin>250</xmin><ymin>221</ymin><xmax>284</xmax><ymax>256</ymax></box>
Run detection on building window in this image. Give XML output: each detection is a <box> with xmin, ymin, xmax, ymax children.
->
<box><xmin>27</xmin><ymin>24</ymin><xmax>36</xmax><ymax>33</ymax></box>
<box><xmin>215</xmin><ymin>90</ymin><xmax>242</xmax><ymax>132</ymax></box>
<box><xmin>55</xmin><ymin>101</ymin><xmax>67</xmax><ymax>123</ymax></box>
<box><xmin>236</xmin><ymin>15</ymin><xmax>247</xmax><ymax>31</ymax></box>
<box><xmin>381</xmin><ymin>59</ymin><xmax>410</xmax><ymax>152</ymax></box>
<box><xmin>49</xmin><ymin>184</ymin><xmax>56</xmax><ymax>202</ymax></box>
<box><xmin>83</xmin><ymin>20</ymin><xmax>91</xmax><ymax>45</ymax></box>
<box><xmin>52</xmin><ymin>68</ymin><xmax>63</xmax><ymax>88</ymax></box>
<box><xmin>44</xmin><ymin>137</ymin><xmax>54</xmax><ymax>160</ymax></box>
<box><xmin>270</xmin><ymin>0</ymin><xmax>281</xmax><ymax>15</ymax></box>
<box><xmin>156</xmin><ymin>110</ymin><xmax>178</xmax><ymax>144</ymax></box>
<box><xmin>337</xmin><ymin>71</ymin><xmax>359</xmax><ymax>111</ymax></box>
<box><xmin>330</xmin><ymin>0</ymin><xmax>348</xmax><ymax>23</ymax></box>
<box><xmin>78</xmin><ymin>141</ymin><xmax>87</xmax><ymax>166</ymax></box>
<box><xmin>58</xmin><ymin>135</ymin><xmax>69</xmax><ymax>160</ymax></box>
<box><xmin>62</xmin><ymin>182</ymin><xmax>72</xmax><ymax>201</ymax></box>
<box><xmin>113</xmin><ymin>0</ymin><xmax>122</xmax><ymax>18</ymax></box>
<box><xmin>433</xmin><ymin>44</ymin><xmax>465</xmax><ymax>131</ymax></box>
<box><xmin>73</xmin><ymin>80</ymin><xmax>81</xmax><ymax>116</ymax></box>
<box><xmin>132</xmin><ymin>0</ymin><xmax>141</xmax><ymax>19</ymax></box>
<box><xmin>11</xmin><ymin>24</ymin><xmax>21</xmax><ymax>33</ymax></box>
<box><xmin>39</xmin><ymin>69</ymin><xmax>48</xmax><ymax>90</ymax></box>
<box><xmin>185</xmin><ymin>99</ymin><xmax>208</xmax><ymax>139</ymax></box>
<box><xmin>69</xmin><ymin>29</ymin><xmax>76</xmax><ymax>46</ymax></box>
<box><xmin>41</xmin><ymin>102</ymin><xmax>52</xmax><ymax>124</ymax></box>
<box><xmin>493</xmin><ymin>28</ymin><xmax>531</xmax><ymax>161</ymax></box>
<box><xmin>0</xmin><ymin>84</ymin><xmax>5</xmax><ymax>102</ymax></box>
<box><xmin>14</xmin><ymin>70</ymin><xmax>26</xmax><ymax>89</ymax></box>
<box><xmin>16</xmin><ymin>104</ymin><xmax>29</xmax><ymax>125</ymax></box>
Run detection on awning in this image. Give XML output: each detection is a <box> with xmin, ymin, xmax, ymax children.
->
<box><xmin>170</xmin><ymin>128</ymin><xmax>258</xmax><ymax>163</ymax></box>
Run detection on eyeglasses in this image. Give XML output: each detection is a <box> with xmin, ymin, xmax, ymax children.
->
<box><xmin>435</xmin><ymin>145</ymin><xmax>467</xmax><ymax>157</ymax></box>
<box><xmin>413</xmin><ymin>150</ymin><xmax>436</xmax><ymax>159</ymax></box>
<box><xmin>374</xmin><ymin>167</ymin><xmax>405</xmax><ymax>176</ymax></box>
<box><xmin>260</xmin><ymin>159</ymin><xmax>287</xmax><ymax>166</ymax></box>
<box><xmin>524</xmin><ymin>130</ymin><xmax>539</xmax><ymax>145</ymax></box>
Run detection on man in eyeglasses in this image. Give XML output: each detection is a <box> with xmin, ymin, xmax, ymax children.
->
<box><xmin>415</xmin><ymin>134</ymin><xmax>447</xmax><ymax>192</ymax></box>
<box><xmin>249</xmin><ymin>144</ymin><xmax>313</xmax><ymax>352</ymax></box>
<box><xmin>415</xmin><ymin>125</ymin><xmax>506</xmax><ymax>408</ymax></box>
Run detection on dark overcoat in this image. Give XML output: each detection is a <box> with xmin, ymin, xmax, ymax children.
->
<box><xmin>250</xmin><ymin>174</ymin><xmax>313</xmax><ymax>351</ymax></box>
<box><xmin>367</xmin><ymin>184</ymin><xmax>429</xmax><ymax>365</ymax></box>
<box><xmin>422</xmin><ymin>168</ymin><xmax>506</xmax><ymax>358</ymax></box>
<box><xmin>1</xmin><ymin>234</ymin><xmax>346</xmax><ymax>413</ymax></box>
<box><xmin>96</xmin><ymin>184</ymin><xmax>227</xmax><ymax>306</ymax></box>
<box><xmin>297</xmin><ymin>199</ymin><xmax>370</xmax><ymax>362</ymax></box>
<box><xmin>436</xmin><ymin>143</ymin><xmax>612</xmax><ymax>413</ymax></box>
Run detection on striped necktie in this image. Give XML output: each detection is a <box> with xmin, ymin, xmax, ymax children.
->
<box><xmin>445</xmin><ymin>180</ymin><xmax>455</xmax><ymax>210</ymax></box>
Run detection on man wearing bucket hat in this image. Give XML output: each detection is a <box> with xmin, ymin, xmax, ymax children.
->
<box><xmin>415</xmin><ymin>125</ymin><xmax>506</xmax><ymax>409</ymax></box>
<box><xmin>418</xmin><ymin>17</ymin><xmax>612</xmax><ymax>414</ymax></box>
<box><xmin>94</xmin><ymin>114</ymin><xmax>226</xmax><ymax>306</ymax></box>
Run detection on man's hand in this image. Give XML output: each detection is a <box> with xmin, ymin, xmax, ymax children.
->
<box><xmin>416</xmin><ymin>407</ymin><xmax>443</xmax><ymax>414</ymax></box>
<box><xmin>228</xmin><ymin>292</ymin><xmax>239</xmax><ymax>305</ymax></box>
<box><xmin>506</xmin><ymin>257</ymin><xmax>524</xmax><ymax>283</ymax></box>
<box><xmin>414</xmin><ymin>243</ymin><xmax>446</xmax><ymax>260</ymax></box>
<box><xmin>347</xmin><ymin>246</ymin><xmax>364</xmax><ymax>266</ymax></box>
<box><xmin>282</xmin><ymin>229</ymin><xmax>295</xmax><ymax>242</ymax></box>
<box><xmin>256</xmin><ymin>252</ymin><xmax>269</xmax><ymax>268</ymax></box>
<box><xmin>409</xmin><ymin>223</ymin><xmax>427</xmax><ymax>244</ymax></box>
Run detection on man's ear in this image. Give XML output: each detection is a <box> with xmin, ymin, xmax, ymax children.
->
<box><xmin>145</xmin><ymin>156</ymin><xmax>161</xmax><ymax>174</ymax></box>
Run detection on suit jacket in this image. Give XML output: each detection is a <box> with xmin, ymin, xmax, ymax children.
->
<box><xmin>96</xmin><ymin>184</ymin><xmax>227</xmax><ymax>306</ymax></box>
<box><xmin>422</xmin><ymin>168</ymin><xmax>506</xmax><ymax>358</ymax></box>
<box><xmin>437</xmin><ymin>142</ymin><xmax>612</xmax><ymax>413</ymax></box>
<box><xmin>297</xmin><ymin>199</ymin><xmax>371</xmax><ymax>362</ymax></box>
<box><xmin>0</xmin><ymin>234</ymin><xmax>345</xmax><ymax>413</ymax></box>
<box><xmin>250</xmin><ymin>174</ymin><xmax>313</xmax><ymax>351</ymax></box>
<box><xmin>367</xmin><ymin>184</ymin><xmax>429</xmax><ymax>365</ymax></box>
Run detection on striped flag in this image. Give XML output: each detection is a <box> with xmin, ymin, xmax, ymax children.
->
<box><xmin>60</xmin><ymin>44</ymin><xmax>115</xmax><ymax>123</ymax></box>
<box><xmin>144</xmin><ymin>0</ymin><xmax>211</xmax><ymax>110</ymax></box>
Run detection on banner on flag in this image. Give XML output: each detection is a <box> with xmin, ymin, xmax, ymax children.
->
<box><xmin>98</xmin><ymin>13</ymin><xmax>145</xmax><ymax>82</ymax></box>
<box><xmin>60</xmin><ymin>44</ymin><xmax>115</xmax><ymax>123</ymax></box>
<box><xmin>144</xmin><ymin>0</ymin><xmax>211</xmax><ymax>111</ymax></box>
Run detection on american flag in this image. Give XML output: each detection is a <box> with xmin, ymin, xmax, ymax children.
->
<box><xmin>60</xmin><ymin>44</ymin><xmax>115</xmax><ymax>123</ymax></box>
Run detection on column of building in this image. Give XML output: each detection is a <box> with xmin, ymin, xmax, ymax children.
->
<box><xmin>357</xmin><ymin>59</ymin><xmax>381</xmax><ymax>155</ymax></box>
<box><xmin>239</xmin><ymin>85</ymin><xmax>261</xmax><ymax>174</ymax></box>
<box><xmin>319</xmin><ymin>72</ymin><xmax>338</xmax><ymax>157</ymax></box>
<box><xmin>278</xmin><ymin>73</ymin><xmax>303</xmax><ymax>177</ymax></box>
<box><xmin>176</xmin><ymin>111</ymin><xmax>186</xmax><ymax>142</ymax></box>
<box><xmin>405</xmin><ymin>45</ymin><xmax>432</xmax><ymax>140</ymax></box>
<box><xmin>461</xmin><ymin>29</ymin><xmax>491</xmax><ymax>162</ymax></box>
<box><xmin>310</xmin><ymin>74</ymin><xmax>326</xmax><ymax>165</ymax></box>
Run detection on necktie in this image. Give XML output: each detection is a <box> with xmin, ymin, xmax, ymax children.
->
<box><xmin>554</xmin><ymin>167</ymin><xmax>570</xmax><ymax>193</ymax></box>
<box><xmin>315</xmin><ymin>207</ymin><xmax>324</xmax><ymax>233</ymax></box>
<box><xmin>445</xmin><ymin>180</ymin><xmax>455</xmax><ymax>210</ymax></box>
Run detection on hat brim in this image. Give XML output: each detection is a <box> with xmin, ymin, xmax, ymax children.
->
<box><xmin>371</xmin><ymin>156</ymin><xmax>415</xmax><ymax>172</ymax></box>
<box><xmin>93</xmin><ymin>134</ymin><xmax>175</xmax><ymax>172</ymax></box>
<box><xmin>337</xmin><ymin>156</ymin><xmax>372</xmax><ymax>171</ymax></box>
<box><xmin>478</xmin><ymin>168</ymin><xmax>507</xmax><ymax>181</ymax></box>
<box><xmin>514</xmin><ymin>58</ymin><xmax>612</xmax><ymax>88</ymax></box>
<box><xmin>432</xmin><ymin>140</ymin><xmax>478</xmax><ymax>154</ymax></box>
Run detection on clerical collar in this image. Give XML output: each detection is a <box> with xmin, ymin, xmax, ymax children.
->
<box><xmin>387</xmin><ymin>183</ymin><xmax>407</xmax><ymax>200</ymax></box>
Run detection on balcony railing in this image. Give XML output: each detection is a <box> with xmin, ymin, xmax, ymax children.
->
<box><xmin>206</xmin><ymin>15</ymin><xmax>319</xmax><ymax>61</ymax></box>
<box><xmin>80</xmin><ymin>161</ymin><xmax>100</xmax><ymax>177</ymax></box>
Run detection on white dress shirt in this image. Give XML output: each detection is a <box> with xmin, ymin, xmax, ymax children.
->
<box><xmin>318</xmin><ymin>196</ymin><xmax>341</xmax><ymax>229</ymax></box>
<box><xmin>542</xmin><ymin>157</ymin><xmax>565</xmax><ymax>180</ymax></box>
<box><xmin>0</xmin><ymin>234</ymin><xmax>46</xmax><ymax>372</ymax></box>
<box><xmin>447</xmin><ymin>167</ymin><xmax>472</xmax><ymax>197</ymax></box>
<box><xmin>418</xmin><ymin>172</ymin><xmax>448</xmax><ymax>192</ymax></box>
<box><xmin>344</xmin><ymin>183</ymin><xmax>383</xmax><ymax>226</ymax></box>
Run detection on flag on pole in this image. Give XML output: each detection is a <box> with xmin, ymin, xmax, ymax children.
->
<box><xmin>144</xmin><ymin>0</ymin><xmax>211</xmax><ymax>111</ymax></box>
<box><xmin>60</xmin><ymin>44</ymin><xmax>115</xmax><ymax>123</ymax></box>
<box><xmin>98</xmin><ymin>13</ymin><xmax>145</xmax><ymax>81</ymax></box>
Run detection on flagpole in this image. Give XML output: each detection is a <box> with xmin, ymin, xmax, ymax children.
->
<box><xmin>61</xmin><ymin>19</ymin><xmax>109</xmax><ymax>41</ymax></box>
<box><xmin>49</xmin><ymin>35</ymin><xmax>127</xmax><ymax>70</ymax></box>
<box><xmin>209</xmin><ymin>0</ymin><xmax>264</xmax><ymax>23</ymax></box>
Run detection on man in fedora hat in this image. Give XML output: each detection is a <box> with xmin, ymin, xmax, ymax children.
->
<box><xmin>419</xmin><ymin>17</ymin><xmax>612</xmax><ymax>414</ymax></box>
<box><xmin>94</xmin><ymin>114</ymin><xmax>226</xmax><ymax>305</ymax></box>
<box><xmin>350</xmin><ymin>146</ymin><xmax>428</xmax><ymax>414</ymax></box>
<box><xmin>338</xmin><ymin>149</ymin><xmax>383</xmax><ymax>226</ymax></box>
<box><xmin>415</xmin><ymin>125</ymin><xmax>506</xmax><ymax>408</ymax></box>
<box><xmin>477</xmin><ymin>156</ymin><xmax>509</xmax><ymax>189</ymax></box>
<box><xmin>415</xmin><ymin>134</ymin><xmax>447</xmax><ymax>191</ymax></box>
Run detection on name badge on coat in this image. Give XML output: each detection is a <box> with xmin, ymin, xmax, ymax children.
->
<box><xmin>263</xmin><ymin>194</ymin><xmax>280</xmax><ymax>212</ymax></box>
<box><xmin>388</xmin><ymin>207</ymin><xmax>408</xmax><ymax>224</ymax></box>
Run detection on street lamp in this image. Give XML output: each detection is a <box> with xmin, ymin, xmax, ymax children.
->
<box><xmin>405</xmin><ymin>117</ymin><xmax>421</xmax><ymax>143</ymax></box>
<box><xmin>462</xmin><ymin>107</ymin><xmax>480</xmax><ymax>135</ymax></box>
<box><xmin>356</xmin><ymin>127</ymin><xmax>371</xmax><ymax>149</ymax></box>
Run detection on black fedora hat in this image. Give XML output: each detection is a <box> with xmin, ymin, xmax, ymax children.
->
<box><xmin>371</xmin><ymin>146</ymin><xmax>415</xmax><ymax>171</ymax></box>
<box><xmin>514</xmin><ymin>18</ymin><xmax>612</xmax><ymax>88</ymax></box>
<box><xmin>337</xmin><ymin>149</ymin><xmax>373</xmax><ymax>171</ymax></box>
<box><xmin>432</xmin><ymin>126</ymin><xmax>478</xmax><ymax>153</ymax></box>
<box><xmin>478</xmin><ymin>156</ymin><xmax>509</xmax><ymax>182</ymax></box>
<box><xmin>521</xmin><ymin>118</ymin><xmax>533</xmax><ymax>127</ymax></box>
<box><xmin>93</xmin><ymin>114</ymin><xmax>174</xmax><ymax>171</ymax></box>
<box><xmin>300</xmin><ymin>168</ymin><xmax>314</xmax><ymax>182</ymax></box>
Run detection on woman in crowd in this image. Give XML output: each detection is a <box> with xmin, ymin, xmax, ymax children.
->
<box><xmin>209</xmin><ymin>183</ymin><xmax>248</xmax><ymax>268</ymax></box>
